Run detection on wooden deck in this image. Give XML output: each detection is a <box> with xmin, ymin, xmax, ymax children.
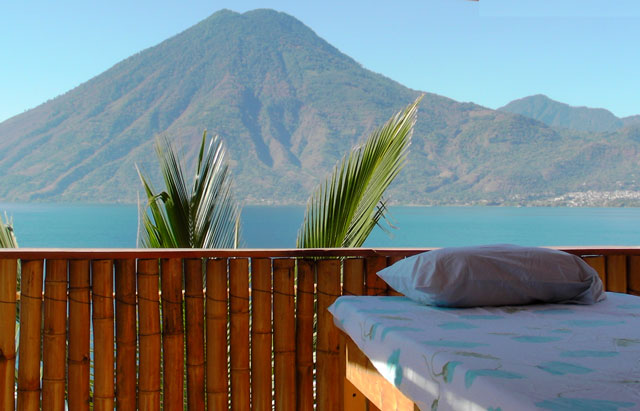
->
<box><xmin>0</xmin><ymin>247</ymin><xmax>638</xmax><ymax>410</ymax></box>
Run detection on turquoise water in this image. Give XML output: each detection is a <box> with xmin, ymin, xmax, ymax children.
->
<box><xmin>1</xmin><ymin>203</ymin><xmax>640</xmax><ymax>248</ymax></box>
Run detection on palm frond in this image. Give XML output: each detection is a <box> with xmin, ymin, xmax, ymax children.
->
<box><xmin>0</xmin><ymin>212</ymin><xmax>18</xmax><ymax>248</ymax></box>
<box><xmin>137</xmin><ymin>131</ymin><xmax>241</xmax><ymax>248</ymax></box>
<box><xmin>297</xmin><ymin>95</ymin><xmax>422</xmax><ymax>248</ymax></box>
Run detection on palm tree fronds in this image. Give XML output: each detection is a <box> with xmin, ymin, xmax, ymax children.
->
<box><xmin>0</xmin><ymin>212</ymin><xmax>18</xmax><ymax>248</ymax></box>
<box><xmin>297</xmin><ymin>95</ymin><xmax>423</xmax><ymax>248</ymax></box>
<box><xmin>137</xmin><ymin>131</ymin><xmax>241</xmax><ymax>248</ymax></box>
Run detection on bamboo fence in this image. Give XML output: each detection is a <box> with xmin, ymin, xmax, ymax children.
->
<box><xmin>0</xmin><ymin>247</ymin><xmax>637</xmax><ymax>410</ymax></box>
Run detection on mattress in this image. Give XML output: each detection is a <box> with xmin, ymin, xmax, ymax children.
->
<box><xmin>329</xmin><ymin>292</ymin><xmax>640</xmax><ymax>411</ymax></box>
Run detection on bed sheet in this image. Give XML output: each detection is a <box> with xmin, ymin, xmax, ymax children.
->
<box><xmin>329</xmin><ymin>292</ymin><xmax>640</xmax><ymax>411</ymax></box>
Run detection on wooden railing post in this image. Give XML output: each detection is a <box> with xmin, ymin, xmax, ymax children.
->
<box><xmin>115</xmin><ymin>259</ymin><xmax>137</xmax><ymax>410</ymax></box>
<box><xmin>42</xmin><ymin>259</ymin><xmax>67</xmax><ymax>411</ymax></box>
<box><xmin>296</xmin><ymin>259</ymin><xmax>315</xmax><ymax>411</ymax></box>
<box><xmin>606</xmin><ymin>255</ymin><xmax>627</xmax><ymax>293</ymax></box>
<box><xmin>251</xmin><ymin>258</ymin><xmax>273</xmax><ymax>411</ymax></box>
<box><xmin>68</xmin><ymin>260</ymin><xmax>91</xmax><ymax>411</ymax></box>
<box><xmin>628</xmin><ymin>256</ymin><xmax>640</xmax><ymax>296</ymax></box>
<box><xmin>0</xmin><ymin>259</ymin><xmax>17</xmax><ymax>411</ymax></box>
<box><xmin>185</xmin><ymin>258</ymin><xmax>205</xmax><ymax>411</ymax></box>
<box><xmin>92</xmin><ymin>259</ymin><xmax>115</xmax><ymax>411</ymax></box>
<box><xmin>229</xmin><ymin>258</ymin><xmax>250</xmax><ymax>410</ymax></box>
<box><xmin>161</xmin><ymin>258</ymin><xmax>184</xmax><ymax>410</ymax></box>
<box><xmin>17</xmin><ymin>259</ymin><xmax>44</xmax><ymax>411</ymax></box>
<box><xmin>206</xmin><ymin>258</ymin><xmax>229</xmax><ymax>409</ymax></box>
<box><xmin>273</xmin><ymin>258</ymin><xmax>296</xmax><ymax>410</ymax></box>
<box><xmin>365</xmin><ymin>256</ymin><xmax>388</xmax><ymax>296</ymax></box>
<box><xmin>137</xmin><ymin>259</ymin><xmax>161</xmax><ymax>410</ymax></box>
<box><xmin>583</xmin><ymin>256</ymin><xmax>606</xmax><ymax>288</ymax></box>
<box><xmin>342</xmin><ymin>258</ymin><xmax>367</xmax><ymax>410</ymax></box>
<box><xmin>317</xmin><ymin>259</ymin><xmax>342</xmax><ymax>411</ymax></box>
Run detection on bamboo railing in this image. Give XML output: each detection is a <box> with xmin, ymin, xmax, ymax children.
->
<box><xmin>0</xmin><ymin>247</ymin><xmax>638</xmax><ymax>410</ymax></box>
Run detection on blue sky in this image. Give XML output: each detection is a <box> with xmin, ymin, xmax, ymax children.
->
<box><xmin>1</xmin><ymin>0</ymin><xmax>638</xmax><ymax>123</ymax></box>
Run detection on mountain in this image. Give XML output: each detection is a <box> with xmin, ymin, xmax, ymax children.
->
<box><xmin>622</xmin><ymin>115</ymin><xmax>640</xmax><ymax>128</ymax></box>
<box><xmin>499</xmin><ymin>94</ymin><xmax>640</xmax><ymax>133</ymax></box>
<box><xmin>1</xmin><ymin>9</ymin><xmax>640</xmax><ymax>206</ymax></box>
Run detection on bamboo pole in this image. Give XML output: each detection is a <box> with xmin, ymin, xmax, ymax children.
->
<box><xmin>161</xmin><ymin>258</ymin><xmax>184</xmax><ymax>410</ymax></box>
<box><xmin>68</xmin><ymin>260</ymin><xmax>91</xmax><ymax>411</ymax></box>
<box><xmin>295</xmin><ymin>259</ymin><xmax>315</xmax><ymax>411</ymax></box>
<box><xmin>343</xmin><ymin>258</ymin><xmax>364</xmax><ymax>296</ymax></box>
<box><xmin>17</xmin><ymin>259</ymin><xmax>44</xmax><ymax>411</ymax></box>
<box><xmin>42</xmin><ymin>259</ymin><xmax>67</xmax><ymax>411</ymax></box>
<box><xmin>273</xmin><ymin>258</ymin><xmax>295</xmax><ymax>411</ymax></box>
<box><xmin>628</xmin><ymin>256</ymin><xmax>640</xmax><ymax>296</ymax></box>
<box><xmin>206</xmin><ymin>258</ymin><xmax>228</xmax><ymax>409</ymax></box>
<box><xmin>229</xmin><ymin>258</ymin><xmax>250</xmax><ymax>411</ymax></box>
<box><xmin>184</xmin><ymin>258</ymin><xmax>205</xmax><ymax>411</ymax></box>
<box><xmin>365</xmin><ymin>256</ymin><xmax>388</xmax><ymax>296</ymax></box>
<box><xmin>342</xmin><ymin>258</ymin><xmax>367</xmax><ymax>410</ymax></box>
<box><xmin>0</xmin><ymin>259</ymin><xmax>17</xmax><ymax>411</ymax></box>
<box><xmin>137</xmin><ymin>259</ymin><xmax>161</xmax><ymax>410</ymax></box>
<box><xmin>115</xmin><ymin>259</ymin><xmax>137</xmax><ymax>410</ymax></box>
<box><xmin>92</xmin><ymin>259</ymin><xmax>115</xmax><ymax>411</ymax></box>
<box><xmin>606</xmin><ymin>255</ymin><xmax>627</xmax><ymax>293</ymax></box>
<box><xmin>316</xmin><ymin>258</ymin><xmax>342</xmax><ymax>411</ymax></box>
<box><xmin>584</xmin><ymin>256</ymin><xmax>606</xmax><ymax>288</ymax></box>
<box><xmin>251</xmin><ymin>258</ymin><xmax>272</xmax><ymax>411</ymax></box>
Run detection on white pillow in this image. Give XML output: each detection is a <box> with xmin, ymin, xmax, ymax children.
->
<box><xmin>377</xmin><ymin>244</ymin><xmax>605</xmax><ymax>307</ymax></box>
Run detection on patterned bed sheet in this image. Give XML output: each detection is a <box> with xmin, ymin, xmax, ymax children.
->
<box><xmin>329</xmin><ymin>292</ymin><xmax>640</xmax><ymax>411</ymax></box>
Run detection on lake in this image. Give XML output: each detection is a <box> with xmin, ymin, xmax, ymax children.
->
<box><xmin>1</xmin><ymin>203</ymin><xmax>640</xmax><ymax>248</ymax></box>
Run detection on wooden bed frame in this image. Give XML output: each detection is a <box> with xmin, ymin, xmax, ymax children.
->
<box><xmin>342</xmin><ymin>334</ymin><xmax>419</xmax><ymax>410</ymax></box>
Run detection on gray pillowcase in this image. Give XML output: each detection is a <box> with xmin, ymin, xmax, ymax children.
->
<box><xmin>377</xmin><ymin>244</ymin><xmax>605</xmax><ymax>307</ymax></box>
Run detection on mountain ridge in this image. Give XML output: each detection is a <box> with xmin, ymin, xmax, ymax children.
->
<box><xmin>499</xmin><ymin>94</ymin><xmax>640</xmax><ymax>133</ymax></box>
<box><xmin>2</xmin><ymin>9</ymin><xmax>640</xmax><ymax>206</ymax></box>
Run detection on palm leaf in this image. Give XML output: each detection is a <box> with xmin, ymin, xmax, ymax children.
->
<box><xmin>297</xmin><ymin>95</ymin><xmax>422</xmax><ymax>248</ymax></box>
<box><xmin>137</xmin><ymin>131</ymin><xmax>241</xmax><ymax>248</ymax></box>
<box><xmin>0</xmin><ymin>212</ymin><xmax>18</xmax><ymax>248</ymax></box>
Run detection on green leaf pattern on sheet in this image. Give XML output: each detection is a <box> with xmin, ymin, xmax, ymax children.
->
<box><xmin>614</xmin><ymin>338</ymin><xmax>640</xmax><ymax>347</ymax></box>
<box><xmin>560</xmin><ymin>350</ymin><xmax>619</xmax><ymax>358</ymax></box>
<box><xmin>386</xmin><ymin>349</ymin><xmax>403</xmax><ymax>387</ymax></box>
<box><xmin>441</xmin><ymin>361</ymin><xmax>462</xmax><ymax>383</ymax></box>
<box><xmin>464</xmin><ymin>369</ymin><xmax>524</xmax><ymax>389</ymax></box>
<box><xmin>535</xmin><ymin>397</ymin><xmax>636</xmax><ymax>410</ymax></box>
<box><xmin>536</xmin><ymin>361</ymin><xmax>595</xmax><ymax>376</ymax></box>
<box><xmin>438</xmin><ymin>321</ymin><xmax>479</xmax><ymax>330</ymax></box>
<box><xmin>453</xmin><ymin>351</ymin><xmax>500</xmax><ymax>360</ymax></box>
<box><xmin>362</xmin><ymin>322</ymin><xmax>380</xmax><ymax>340</ymax></box>
<box><xmin>380</xmin><ymin>326</ymin><xmax>421</xmax><ymax>342</ymax></box>
<box><xmin>422</xmin><ymin>340</ymin><xmax>489</xmax><ymax>348</ymax></box>
<box><xmin>563</xmin><ymin>320</ymin><xmax>625</xmax><ymax>327</ymax></box>
<box><xmin>511</xmin><ymin>336</ymin><xmax>562</xmax><ymax>343</ymax></box>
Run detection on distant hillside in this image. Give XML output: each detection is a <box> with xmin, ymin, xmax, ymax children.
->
<box><xmin>2</xmin><ymin>9</ymin><xmax>640</xmax><ymax>206</ymax></box>
<box><xmin>623</xmin><ymin>115</ymin><xmax>640</xmax><ymax>128</ymax></box>
<box><xmin>499</xmin><ymin>94</ymin><xmax>640</xmax><ymax>133</ymax></box>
